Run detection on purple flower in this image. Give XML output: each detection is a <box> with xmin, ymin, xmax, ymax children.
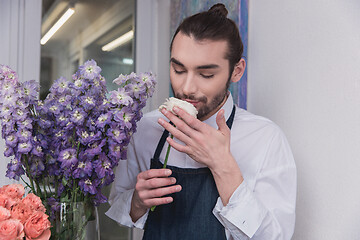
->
<box><xmin>56</xmin><ymin>113</ymin><xmax>69</xmax><ymax>127</ymax></box>
<box><xmin>113</xmin><ymin>72</ymin><xmax>138</xmax><ymax>86</ymax></box>
<box><xmin>13</xmin><ymin>108</ymin><xmax>28</xmax><ymax>121</ymax></box>
<box><xmin>50</xmin><ymin>77</ymin><xmax>70</xmax><ymax>94</ymax></box>
<box><xmin>79</xmin><ymin>179</ymin><xmax>97</xmax><ymax>195</ymax></box>
<box><xmin>47</xmin><ymin>198</ymin><xmax>60</xmax><ymax>220</ymax></box>
<box><xmin>72</xmin><ymin>160</ymin><xmax>92</xmax><ymax>179</ymax></box>
<box><xmin>0</xmin><ymin>65</ymin><xmax>18</xmax><ymax>84</ymax></box>
<box><xmin>0</xmin><ymin>62</ymin><xmax>157</xmax><ymax>208</ymax></box>
<box><xmin>17</xmin><ymin>141</ymin><xmax>32</xmax><ymax>154</ymax></box>
<box><xmin>0</xmin><ymin>82</ymin><xmax>16</xmax><ymax>96</ymax></box>
<box><xmin>38</xmin><ymin>118</ymin><xmax>52</xmax><ymax>129</ymax></box>
<box><xmin>17</xmin><ymin>118</ymin><xmax>33</xmax><ymax>130</ymax></box>
<box><xmin>6</xmin><ymin>158</ymin><xmax>24</xmax><ymax>180</ymax></box>
<box><xmin>73</xmin><ymin>79</ymin><xmax>89</xmax><ymax>91</ymax></box>
<box><xmin>2</xmin><ymin>94</ymin><xmax>17</xmax><ymax>107</ymax></box>
<box><xmin>48</xmin><ymin>102</ymin><xmax>62</xmax><ymax>115</ymax></box>
<box><xmin>94</xmin><ymin>192</ymin><xmax>107</xmax><ymax>206</ymax></box>
<box><xmin>22</xmin><ymin>80</ymin><xmax>39</xmax><ymax>101</ymax></box>
<box><xmin>0</xmin><ymin>105</ymin><xmax>13</xmax><ymax>118</ymax></box>
<box><xmin>29</xmin><ymin>156</ymin><xmax>45</xmax><ymax>176</ymax></box>
<box><xmin>57</xmin><ymin>95</ymin><xmax>72</xmax><ymax>106</ymax></box>
<box><xmin>109</xmin><ymin>88</ymin><xmax>133</xmax><ymax>106</ymax></box>
<box><xmin>125</xmin><ymin>82</ymin><xmax>146</xmax><ymax>99</ymax></box>
<box><xmin>78</xmin><ymin>59</ymin><xmax>101</xmax><ymax>80</ymax></box>
<box><xmin>17</xmin><ymin>129</ymin><xmax>32</xmax><ymax>142</ymax></box>
<box><xmin>93</xmin><ymin>153</ymin><xmax>112</xmax><ymax>178</ymax></box>
<box><xmin>107</xmin><ymin>127</ymin><xmax>127</xmax><ymax>144</ymax></box>
<box><xmin>80</xmin><ymin>95</ymin><xmax>96</xmax><ymax>110</ymax></box>
<box><xmin>113</xmin><ymin>108</ymin><xmax>135</xmax><ymax>129</ymax></box>
<box><xmin>95</xmin><ymin>113</ymin><xmax>111</xmax><ymax>128</ymax></box>
<box><xmin>108</xmin><ymin>141</ymin><xmax>122</xmax><ymax>160</ymax></box>
<box><xmin>77</xmin><ymin>129</ymin><xmax>94</xmax><ymax>145</ymax></box>
<box><xmin>31</xmin><ymin>145</ymin><xmax>44</xmax><ymax>157</ymax></box>
<box><xmin>5</xmin><ymin>134</ymin><xmax>18</xmax><ymax>148</ymax></box>
<box><xmin>4</xmin><ymin>146</ymin><xmax>14</xmax><ymax>157</ymax></box>
<box><xmin>84</xmin><ymin>139</ymin><xmax>106</xmax><ymax>157</ymax></box>
<box><xmin>58</xmin><ymin>148</ymin><xmax>78</xmax><ymax>169</ymax></box>
<box><xmin>71</xmin><ymin>109</ymin><xmax>86</xmax><ymax>125</ymax></box>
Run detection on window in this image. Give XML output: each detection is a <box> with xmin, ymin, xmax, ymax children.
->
<box><xmin>40</xmin><ymin>0</ymin><xmax>135</xmax><ymax>239</ymax></box>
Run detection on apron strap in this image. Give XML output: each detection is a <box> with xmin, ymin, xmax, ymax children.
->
<box><xmin>152</xmin><ymin>105</ymin><xmax>236</xmax><ymax>160</ymax></box>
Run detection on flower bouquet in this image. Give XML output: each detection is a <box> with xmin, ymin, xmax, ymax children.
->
<box><xmin>0</xmin><ymin>60</ymin><xmax>156</xmax><ymax>239</ymax></box>
<box><xmin>0</xmin><ymin>183</ymin><xmax>50</xmax><ymax>240</ymax></box>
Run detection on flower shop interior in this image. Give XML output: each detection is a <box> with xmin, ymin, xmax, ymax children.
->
<box><xmin>0</xmin><ymin>0</ymin><xmax>359</xmax><ymax>240</ymax></box>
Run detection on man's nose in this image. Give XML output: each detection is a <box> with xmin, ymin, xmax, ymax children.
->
<box><xmin>182</xmin><ymin>72</ymin><xmax>197</xmax><ymax>96</ymax></box>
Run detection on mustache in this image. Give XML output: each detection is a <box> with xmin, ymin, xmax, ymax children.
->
<box><xmin>174</xmin><ymin>93</ymin><xmax>207</xmax><ymax>103</ymax></box>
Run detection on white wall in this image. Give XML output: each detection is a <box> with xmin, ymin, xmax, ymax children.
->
<box><xmin>248</xmin><ymin>0</ymin><xmax>360</xmax><ymax>239</ymax></box>
<box><xmin>0</xmin><ymin>0</ymin><xmax>42</xmax><ymax>186</ymax></box>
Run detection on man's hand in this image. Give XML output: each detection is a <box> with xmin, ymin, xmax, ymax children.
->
<box><xmin>130</xmin><ymin>169</ymin><xmax>182</xmax><ymax>222</ymax></box>
<box><xmin>158</xmin><ymin>106</ymin><xmax>243</xmax><ymax>205</ymax></box>
<box><xmin>158</xmin><ymin>106</ymin><xmax>231</xmax><ymax>170</ymax></box>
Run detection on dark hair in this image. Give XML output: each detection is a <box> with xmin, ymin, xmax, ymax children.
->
<box><xmin>170</xmin><ymin>3</ymin><xmax>244</xmax><ymax>75</ymax></box>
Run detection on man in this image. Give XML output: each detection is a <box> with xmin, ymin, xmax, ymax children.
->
<box><xmin>106</xmin><ymin>4</ymin><xmax>296</xmax><ymax>239</ymax></box>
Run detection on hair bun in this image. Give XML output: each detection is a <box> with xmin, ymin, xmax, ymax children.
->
<box><xmin>208</xmin><ymin>3</ymin><xmax>228</xmax><ymax>17</ymax></box>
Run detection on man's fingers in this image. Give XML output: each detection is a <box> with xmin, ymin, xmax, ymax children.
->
<box><xmin>140</xmin><ymin>185</ymin><xmax>182</xmax><ymax>199</ymax></box>
<box><xmin>143</xmin><ymin>177</ymin><xmax>177</xmax><ymax>189</ymax></box>
<box><xmin>137</xmin><ymin>168</ymin><xmax>172</xmax><ymax>181</ymax></box>
<box><xmin>172</xmin><ymin>106</ymin><xmax>204</xmax><ymax>131</ymax></box>
<box><xmin>216</xmin><ymin>109</ymin><xmax>230</xmax><ymax>135</ymax></box>
<box><xmin>143</xmin><ymin>197</ymin><xmax>174</xmax><ymax>208</ymax></box>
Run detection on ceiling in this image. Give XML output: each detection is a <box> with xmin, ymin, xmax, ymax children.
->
<box><xmin>41</xmin><ymin>0</ymin><xmax>124</xmax><ymax>43</ymax></box>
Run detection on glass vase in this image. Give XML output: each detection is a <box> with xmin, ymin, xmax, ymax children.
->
<box><xmin>50</xmin><ymin>201</ymin><xmax>100</xmax><ymax>240</ymax></box>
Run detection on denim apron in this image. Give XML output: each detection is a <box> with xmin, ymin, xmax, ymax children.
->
<box><xmin>143</xmin><ymin>106</ymin><xmax>235</xmax><ymax>240</ymax></box>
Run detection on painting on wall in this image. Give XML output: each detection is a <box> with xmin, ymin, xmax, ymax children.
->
<box><xmin>170</xmin><ymin>0</ymin><xmax>248</xmax><ymax>109</ymax></box>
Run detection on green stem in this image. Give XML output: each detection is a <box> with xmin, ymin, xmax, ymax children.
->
<box><xmin>20</xmin><ymin>176</ymin><xmax>32</xmax><ymax>190</ymax></box>
<box><xmin>35</xmin><ymin>181</ymin><xmax>44</xmax><ymax>199</ymax></box>
<box><xmin>22</xmin><ymin>155</ymin><xmax>36</xmax><ymax>194</ymax></box>
<box><xmin>162</xmin><ymin>135</ymin><xmax>173</xmax><ymax>169</ymax></box>
<box><xmin>42</xmin><ymin>178</ymin><xmax>48</xmax><ymax>199</ymax></box>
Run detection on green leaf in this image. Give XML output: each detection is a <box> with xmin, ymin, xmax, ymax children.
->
<box><xmin>62</xmin><ymin>177</ymin><xmax>68</xmax><ymax>187</ymax></box>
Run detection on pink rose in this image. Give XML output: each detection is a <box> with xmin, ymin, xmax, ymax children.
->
<box><xmin>0</xmin><ymin>206</ymin><xmax>11</xmax><ymax>221</ymax></box>
<box><xmin>0</xmin><ymin>219</ymin><xmax>25</xmax><ymax>240</ymax></box>
<box><xmin>24</xmin><ymin>211</ymin><xmax>51</xmax><ymax>240</ymax></box>
<box><xmin>0</xmin><ymin>184</ymin><xmax>25</xmax><ymax>200</ymax></box>
<box><xmin>22</xmin><ymin>193</ymin><xmax>46</xmax><ymax>213</ymax></box>
<box><xmin>11</xmin><ymin>202</ymin><xmax>34</xmax><ymax>224</ymax></box>
<box><xmin>0</xmin><ymin>193</ymin><xmax>19</xmax><ymax>210</ymax></box>
<box><xmin>0</xmin><ymin>194</ymin><xmax>9</xmax><ymax>208</ymax></box>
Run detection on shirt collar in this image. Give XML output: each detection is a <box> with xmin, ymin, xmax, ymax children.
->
<box><xmin>202</xmin><ymin>92</ymin><xmax>234</xmax><ymax>128</ymax></box>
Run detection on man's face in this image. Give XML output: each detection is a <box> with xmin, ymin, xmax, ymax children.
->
<box><xmin>170</xmin><ymin>32</ymin><xmax>231</xmax><ymax>121</ymax></box>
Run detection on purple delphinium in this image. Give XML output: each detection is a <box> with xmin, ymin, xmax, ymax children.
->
<box><xmin>109</xmin><ymin>88</ymin><xmax>133</xmax><ymax>106</ymax></box>
<box><xmin>17</xmin><ymin>141</ymin><xmax>32</xmax><ymax>154</ymax></box>
<box><xmin>6</xmin><ymin>158</ymin><xmax>24</xmax><ymax>180</ymax></box>
<box><xmin>73</xmin><ymin>160</ymin><xmax>92</xmax><ymax>179</ymax></box>
<box><xmin>95</xmin><ymin>113</ymin><xmax>111</xmax><ymax>129</ymax></box>
<box><xmin>93</xmin><ymin>153</ymin><xmax>113</xmax><ymax>179</ymax></box>
<box><xmin>58</xmin><ymin>148</ymin><xmax>78</xmax><ymax>169</ymax></box>
<box><xmin>79</xmin><ymin>178</ymin><xmax>98</xmax><ymax>195</ymax></box>
<box><xmin>0</xmin><ymin>61</ymin><xmax>157</xmax><ymax>208</ymax></box>
<box><xmin>71</xmin><ymin>108</ymin><xmax>87</xmax><ymax>125</ymax></box>
<box><xmin>78</xmin><ymin>59</ymin><xmax>101</xmax><ymax>80</ymax></box>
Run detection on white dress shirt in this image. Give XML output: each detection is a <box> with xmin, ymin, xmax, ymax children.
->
<box><xmin>106</xmin><ymin>93</ymin><xmax>297</xmax><ymax>240</ymax></box>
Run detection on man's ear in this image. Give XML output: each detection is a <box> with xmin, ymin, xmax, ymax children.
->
<box><xmin>230</xmin><ymin>58</ymin><xmax>246</xmax><ymax>83</ymax></box>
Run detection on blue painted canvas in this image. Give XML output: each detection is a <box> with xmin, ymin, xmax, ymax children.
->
<box><xmin>170</xmin><ymin>0</ymin><xmax>248</xmax><ymax>109</ymax></box>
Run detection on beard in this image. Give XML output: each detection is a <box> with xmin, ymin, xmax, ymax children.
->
<box><xmin>172</xmin><ymin>85</ymin><xmax>228</xmax><ymax>120</ymax></box>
